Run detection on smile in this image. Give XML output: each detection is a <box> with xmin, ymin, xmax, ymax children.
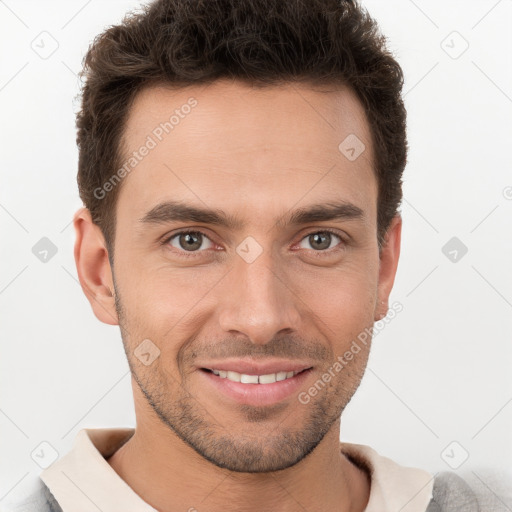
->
<box><xmin>199</xmin><ymin>367</ymin><xmax>313</xmax><ymax>406</ymax></box>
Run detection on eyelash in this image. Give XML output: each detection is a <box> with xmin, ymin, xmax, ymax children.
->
<box><xmin>160</xmin><ymin>228</ymin><xmax>348</xmax><ymax>259</ymax></box>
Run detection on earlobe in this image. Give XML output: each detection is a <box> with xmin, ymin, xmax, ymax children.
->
<box><xmin>375</xmin><ymin>215</ymin><xmax>402</xmax><ymax>321</ymax></box>
<box><xmin>73</xmin><ymin>207</ymin><xmax>119</xmax><ymax>326</ymax></box>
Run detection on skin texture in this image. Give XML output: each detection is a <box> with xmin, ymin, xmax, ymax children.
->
<box><xmin>73</xmin><ymin>79</ymin><xmax>401</xmax><ymax>512</ymax></box>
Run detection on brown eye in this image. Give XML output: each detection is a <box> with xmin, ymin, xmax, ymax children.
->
<box><xmin>298</xmin><ymin>231</ymin><xmax>343</xmax><ymax>252</ymax></box>
<box><xmin>167</xmin><ymin>231</ymin><xmax>213</xmax><ymax>252</ymax></box>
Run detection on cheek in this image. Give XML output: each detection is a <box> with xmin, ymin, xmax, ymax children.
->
<box><xmin>291</xmin><ymin>265</ymin><xmax>378</xmax><ymax>367</ymax></box>
<box><xmin>116</xmin><ymin>262</ymin><xmax>227</xmax><ymax>339</ymax></box>
<box><xmin>298</xmin><ymin>256</ymin><xmax>378</xmax><ymax>320</ymax></box>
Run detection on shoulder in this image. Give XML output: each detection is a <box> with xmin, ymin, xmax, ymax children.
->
<box><xmin>2</xmin><ymin>478</ymin><xmax>62</xmax><ymax>512</ymax></box>
<box><xmin>427</xmin><ymin>471</ymin><xmax>479</xmax><ymax>511</ymax></box>
<box><xmin>427</xmin><ymin>470</ymin><xmax>512</xmax><ymax>512</ymax></box>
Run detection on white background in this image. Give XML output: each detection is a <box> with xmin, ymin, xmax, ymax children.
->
<box><xmin>1</xmin><ymin>0</ymin><xmax>511</xmax><ymax>506</ymax></box>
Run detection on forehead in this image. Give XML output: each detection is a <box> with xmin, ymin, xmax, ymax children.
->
<box><xmin>117</xmin><ymin>80</ymin><xmax>376</xmax><ymax>227</ymax></box>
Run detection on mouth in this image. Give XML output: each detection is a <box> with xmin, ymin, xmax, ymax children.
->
<box><xmin>198</xmin><ymin>366</ymin><xmax>313</xmax><ymax>407</ymax></box>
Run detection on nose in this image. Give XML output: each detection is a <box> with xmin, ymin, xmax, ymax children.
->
<box><xmin>216</xmin><ymin>247</ymin><xmax>302</xmax><ymax>345</ymax></box>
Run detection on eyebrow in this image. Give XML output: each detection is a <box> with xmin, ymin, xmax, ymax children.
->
<box><xmin>138</xmin><ymin>200</ymin><xmax>365</xmax><ymax>230</ymax></box>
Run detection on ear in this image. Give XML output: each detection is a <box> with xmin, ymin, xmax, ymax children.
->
<box><xmin>375</xmin><ymin>215</ymin><xmax>402</xmax><ymax>321</ymax></box>
<box><xmin>73</xmin><ymin>207</ymin><xmax>119</xmax><ymax>325</ymax></box>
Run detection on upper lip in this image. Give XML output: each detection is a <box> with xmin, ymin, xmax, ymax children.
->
<box><xmin>198</xmin><ymin>359</ymin><xmax>313</xmax><ymax>375</ymax></box>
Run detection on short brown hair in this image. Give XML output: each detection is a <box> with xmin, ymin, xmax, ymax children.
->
<box><xmin>76</xmin><ymin>0</ymin><xmax>407</xmax><ymax>259</ymax></box>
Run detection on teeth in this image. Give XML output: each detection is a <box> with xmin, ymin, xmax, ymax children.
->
<box><xmin>227</xmin><ymin>370</ymin><xmax>241</xmax><ymax>382</ymax></box>
<box><xmin>209</xmin><ymin>369</ymin><xmax>302</xmax><ymax>384</ymax></box>
<box><xmin>259</xmin><ymin>373</ymin><xmax>277</xmax><ymax>384</ymax></box>
<box><xmin>240</xmin><ymin>374</ymin><xmax>259</xmax><ymax>384</ymax></box>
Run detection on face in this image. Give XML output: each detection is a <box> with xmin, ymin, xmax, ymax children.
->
<box><xmin>76</xmin><ymin>79</ymin><xmax>400</xmax><ymax>473</ymax></box>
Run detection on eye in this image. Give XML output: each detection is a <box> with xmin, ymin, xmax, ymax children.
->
<box><xmin>165</xmin><ymin>230</ymin><xmax>214</xmax><ymax>254</ymax></box>
<box><xmin>297</xmin><ymin>230</ymin><xmax>345</xmax><ymax>252</ymax></box>
<box><xmin>162</xmin><ymin>228</ymin><xmax>347</xmax><ymax>259</ymax></box>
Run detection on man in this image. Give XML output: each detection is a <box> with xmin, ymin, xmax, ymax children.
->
<box><xmin>6</xmin><ymin>0</ymin><xmax>502</xmax><ymax>511</ymax></box>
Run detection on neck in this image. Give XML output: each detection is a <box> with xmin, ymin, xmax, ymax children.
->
<box><xmin>107</xmin><ymin>416</ymin><xmax>370</xmax><ymax>512</ymax></box>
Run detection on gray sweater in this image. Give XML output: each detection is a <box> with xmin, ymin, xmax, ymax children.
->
<box><xmin>4</xmin><ymin>470</ymin><xmax>510</xmax><ymax>511</ymax></box>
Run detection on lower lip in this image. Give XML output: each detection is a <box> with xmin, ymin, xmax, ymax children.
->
<box><xmin>199</xmin><ymin>368</ymin><xmax>313</xmax><ymax>407</ymax></box>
